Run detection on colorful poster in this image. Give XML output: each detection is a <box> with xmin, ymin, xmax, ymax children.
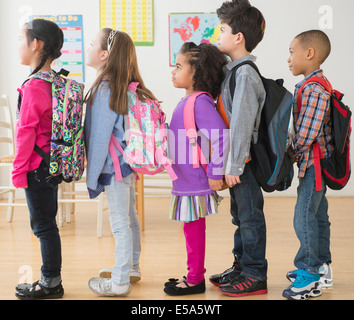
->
<box><xmin>169</xmin><ymin>12</ymin><xmax>221</xmax><ymax>66</ymax></box>
<box><xmin>100</xmin><ymin>0</ymin><xmax>154</xmax><ymax>46</ymax></box>
<box><xmin>31</xmin><ymin>14</ymin><xmax>85</xmax><ymax>83</ymax></box>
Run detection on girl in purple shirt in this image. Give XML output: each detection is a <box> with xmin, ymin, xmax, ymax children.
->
<box><xmin>164</xmin><ymin>42</ymin><xmax>229</xmax><ymax>296</ymax></box>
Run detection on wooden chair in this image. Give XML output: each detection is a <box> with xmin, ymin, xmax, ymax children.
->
<box><xmin>57</xmin><ymin>173</ymin><xmax>106</xmax><ymax>237</ymax></box>
<box><xmin>58</xmin><ymin>172</ymin><xmax>145</xmax><ymax>237</ymax></box>
<box><xmin>0</xmin><ymin>95</ymin><xmax>26</xmax><ymax>221</ymax></box>
<box><xmin>143</xmin><ymin>171</ymin><xmax>172</xmax><ymax>198</ymax></box>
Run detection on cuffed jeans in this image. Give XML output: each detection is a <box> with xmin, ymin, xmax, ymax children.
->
<box><xmin>105</xmin><ymin>173</ymin><xmax>141</xmax><ymax>285</ymax></box>
<box><xmin>294</xmin><ymin>165</ymin><xmax>331</xmax><ymax>274</ymax></box>
<box><xmin>229</xmin><ymin>162</ymin><xmax>267</xmax><ymax>281</ymax></box>
<box><xmin>25</xmin><ymin>161</ymin><xmax>61</xmax><ymax>278</ymax></box>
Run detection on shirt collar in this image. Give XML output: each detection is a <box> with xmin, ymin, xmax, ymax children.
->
<box><xmin>225</xmin><ymin>54</ymin><xmax>257</xmax><ymax>71</ymax></box>
<box><xmin>295</xmin><ymin>69</ymin><xmax>324</xmax><ymax>89</ymax></box>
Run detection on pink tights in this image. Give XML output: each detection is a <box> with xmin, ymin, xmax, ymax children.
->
<box><xmin>183</xmin><ymin>218</ymin><xmax>206</xmax><ymax>285</ymax></box>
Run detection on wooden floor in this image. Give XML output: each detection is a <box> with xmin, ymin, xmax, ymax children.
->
<box><xmin>1</xmin><ymin>196</ymin><xmax>354</xmax><ymax>301</ymax></box>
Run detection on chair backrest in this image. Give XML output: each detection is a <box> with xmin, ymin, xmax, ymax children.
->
<box><xmin>0</xmin><ymin>94</ymin><xmax>15</xmax><ymax>156</ymax></box>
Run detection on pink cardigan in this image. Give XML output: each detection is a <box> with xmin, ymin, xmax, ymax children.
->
<box><xmin>12</xmin><ymin>78</ymin><xmax>52</xmax><ymax>188</ymax></box>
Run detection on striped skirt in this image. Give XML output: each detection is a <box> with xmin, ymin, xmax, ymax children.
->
<box><xmin>169</xmin><ymin>192</ymin><xmax>223</xmax><ymax>222</ymax></box>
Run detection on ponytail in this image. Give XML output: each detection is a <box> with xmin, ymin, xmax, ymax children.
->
<box><xmin>25</xmin><ymin>19</ymin><xmax>64</xmax><ymax>75</ymax></box>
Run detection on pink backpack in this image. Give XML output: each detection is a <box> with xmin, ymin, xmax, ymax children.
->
<box><xmin>183</xmin><ymin>91</ymin><xmax>214</xmax><ymax>172</ymax></box>
<box><xmin>110</xmin><ymin>82</ymin><xmax>177</xmax><ymax>181</ymax></box>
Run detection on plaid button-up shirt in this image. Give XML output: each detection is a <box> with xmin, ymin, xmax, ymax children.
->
<box><xmin>292</xmin><ymin>69</ymin><xmax>334</xmax><ymax>178</ymax></box>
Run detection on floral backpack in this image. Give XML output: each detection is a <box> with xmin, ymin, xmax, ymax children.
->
<box><xmin>109</xmin><ymin>82</ymin><xmax>177</xmax><ymax>182</ymax></box>
<box><xmin>18</xmin><ymin>69</ymin><xmax>85</xmax><ymax>182</ymax></box>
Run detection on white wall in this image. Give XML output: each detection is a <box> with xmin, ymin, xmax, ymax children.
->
<box><xmin>0</xmin><ymin>0</ymin><xmax>353</xmax><ymax>197</ymax></box>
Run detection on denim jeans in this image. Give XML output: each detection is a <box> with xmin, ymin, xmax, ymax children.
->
<box><xmin>105</xmin><ymin>173</ymin><xmax>141</xmax><ymax>285</ymax></box>
<box><xmin>229</xmin><ymin>162</ymin><xmax>267</xmax><ymax>281</ymax></box>
<box><xmin>293</xmin><ymin>165</ymin><xmax>331</xmax><ymax>274</ymax></box>
<box><xmin>25</xmin><ymin>161</ymin><xmax>61</xmax><ymax>278</ymax></box>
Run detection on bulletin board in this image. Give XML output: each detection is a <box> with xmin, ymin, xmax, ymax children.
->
<box><xmin>169</xmin><ymin>12</ymin><xmax>220</xmax><ymax>66</ymax></box>
<box><xmin>31</xmin><ymin>14</ymin><xmax>85</xmax><ymax>83</ymax></box>
<box><xmin>100</xmin><ymin>0</ymin><xmax>154</xmax><ymax>46</ymax></box>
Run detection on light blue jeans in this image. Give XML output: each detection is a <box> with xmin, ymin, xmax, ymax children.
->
<box><xmin>294</xmin><ymin>165</ymin><xmax>331</xmax><ymax>274</ymax></box>
<box><xmin>105</xmin><ymin>173</ymin><xmax>141</xmax><ymax>285</ymax></box>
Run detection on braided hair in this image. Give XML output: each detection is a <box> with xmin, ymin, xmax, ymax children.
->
<box><xmin>25</xmin><ymin>19</ymin><xmax>64</xmax><ymax>75</ymax></box>
<box><xmin>180</xmin><ymin>42</ymin><xmax>228</xmax><ymax>100</ymax></box>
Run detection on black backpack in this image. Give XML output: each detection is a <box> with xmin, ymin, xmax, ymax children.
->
<box><xmin>297</xmin><ymin>77</ymin><xmax>351</xmax><ymax>191</ymax></box>
<box><xmin>229</xmin><ymin>60</ymin><xmax>294</xmax><ymax>192</ymax></box>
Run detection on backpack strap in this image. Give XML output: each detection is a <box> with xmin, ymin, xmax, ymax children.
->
<box><xmin>183</xmin><ymin>91</ymin><xmax>213</xmax><ymax>171</ymax></box>
<box><xmin>229</xmin><ymin>60</ymin><xmax>261</xmax><ymax>99</ymax></box>
<box><xmin>57</xmin><ymin>68</ymin><xmax>70</xmax><ymax>77</ymax></box>
<box><xmin>296</xmin><ymin>76</ymin><xmax>333</xmax><ymax>112</ymax></box>
<box><xmin>296</xmin><ymin>76</ymin><xmax>333</xmax><ymax>191</ymax></box>
<box><xmin>128</xmin><ymin>82</ymin><xmax>139</xmax><ymax>92</ymax></box>
<box><xmin>312</xmin><ymin>142</ymin><xmax>324</xmax><ymax>191</ymax></box>
<box><xmin>109</xmin><ymin>135</ymin><xmax>125</xmax><ymax>182</ymax></box>
<box><xmin>34</xmin><ymin>144</ymin><xmax>50</xmax><ymax>166</ymax></box>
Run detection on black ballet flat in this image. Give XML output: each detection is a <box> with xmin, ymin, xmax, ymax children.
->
<box><xmin>164</xmin><ymin>276</ymin><xmax>186</xmax><ymax>287</ymax></box>
<box><xmin>163</xmin><ymin>279</ymin><xmax>205</xmax><ymax>296</ymax></box>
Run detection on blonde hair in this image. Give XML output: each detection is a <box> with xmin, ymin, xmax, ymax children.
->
<box><xmin>85</xmin><ymin>29</ymin><xmax>157</xmax><ymax>115</ymax></box>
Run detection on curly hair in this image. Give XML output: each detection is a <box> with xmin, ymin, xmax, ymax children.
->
<box><xmin>180</xmin><ymin>42</ymin><xmax>228</xmax><ymax>100</ymax></box>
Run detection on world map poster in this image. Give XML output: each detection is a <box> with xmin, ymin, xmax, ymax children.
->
<box><xmin>169</xmin><ymin>12</ymin><xmax>220</xmax><ymax>66</ymax></box>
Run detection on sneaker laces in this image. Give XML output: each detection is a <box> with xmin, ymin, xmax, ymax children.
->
<box><xmin>222</xmin><ymin>259</ymin><xmax>240</xmax><ymax>275</ymax></box>
<box><xmin>292</xmin><ymin>269</ymin><xmax>319</xmax><ymax>288</ymax></box>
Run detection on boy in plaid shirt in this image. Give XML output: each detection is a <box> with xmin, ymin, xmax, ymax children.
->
<box><xmin>283</xmin><ymin>30</ymin><xmax>333</xmax><ymax>300</ymax></box>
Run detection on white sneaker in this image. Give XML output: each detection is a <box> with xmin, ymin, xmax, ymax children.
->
<box><xmin>129</xmin><ymin>266</ymin><xmax>142</xmax><ymax>283</ymax></box>
<box><xmin>319</xmin><ymin>263</ymin><xmax>333</xmax><ymax>289</ymax></box>
<box><xmin>99</xmin><ymin>266</ymin><xmax>141</xmax><ymax>283</ymax></box>
<box><xmin>88</xmin><ymin>277</ymin><xmax>131</xmax><ymax>297</ymax></box>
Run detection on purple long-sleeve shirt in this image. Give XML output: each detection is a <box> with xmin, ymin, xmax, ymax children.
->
<box><xmin>168</xmin><ymin>93</ymin><xmax>229</xmax><ymax>196</ymax></box>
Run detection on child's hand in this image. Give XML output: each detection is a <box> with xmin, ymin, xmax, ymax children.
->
<box><xmin>287</xmin><ymin>147</ymin><xmax>299</xmax><ymax>163</ymax></box>
<box><xmin>291</xmin><ymin>155</ymin><xmax>300</xmax><ymax>164</ymax></box>
<box><xmin>225</xmin><ymin>174</ymin><xmax>241</xmax><ymax>187</ymax></box>
<box><xmin>208</xmin><ymin>178</ymin><xmax>224</xmax><ymax>191</ymax></box>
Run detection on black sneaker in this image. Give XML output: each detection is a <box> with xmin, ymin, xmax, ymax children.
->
<box><xmin>15</xmin><ymin>280</ymin><xmax>64</xmax><ymax>300</ymax></box>
<box><xmin>209</xmin><ymin>257</ymin><xmax>242</xmax><ymax>286</ymax></box>
<box><xmin>218</xmin><ymin>275</ymin><xmax>267</xmax><ymax>297</ymax></box>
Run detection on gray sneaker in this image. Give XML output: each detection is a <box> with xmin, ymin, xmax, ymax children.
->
<box><xmin>319</xmin><ymin>263</ymin><xmax>333</xmax><ymax>289</ymax></box>
<box><xmin>88</xmin><ymin>277</ymin><xmax>131</xmax><ymax>297</ymax></box>
<box><xmin>99</xmin><ymin>266</ymin><xmax>141</xmax><ymax>283</ymax></box>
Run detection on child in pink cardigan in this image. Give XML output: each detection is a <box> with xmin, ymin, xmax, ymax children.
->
<box><xmin>13</xmin><ymin>19</ymin><xmax>65</xmax><ymax>300</ymax></box>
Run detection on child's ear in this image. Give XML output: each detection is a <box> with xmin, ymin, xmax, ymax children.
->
<box><xmin>32</xmin><ymin>38</ymin><xmax>44</xmax><ymax>52</ymax></box>
<box><xmin>234</xmin><ymin>32</ymin><xmax>244</xmax><ymax>45</ymax></box>
<box><xmin>306</xmin><ymin>47</ymin><xmax>315</xmax><ymax>60</ymax></box>
<box><xmin>101</xmin><ymin>50</ymin><xmax>109</xmax><ymax>62</ymax></box>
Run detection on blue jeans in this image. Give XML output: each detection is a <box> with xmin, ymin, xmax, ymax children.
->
<box><xmin>105</xmin><ymin>173</ymin><xmax>141</xmax><ymax>285</ymax></box>
<box><xmin>25</xmin><ymin>161</ymin><xmax>61</xmax><ymax>278</ymax></box>
<box><xmin>229</xmin><ymin>163</ymin><xmax>267</xmax><ymax>281</ymax></box>
<box><xmin>294</xmin><ymin>165</ymin><xmax>331</xmax><ymax>274</ymax></box>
